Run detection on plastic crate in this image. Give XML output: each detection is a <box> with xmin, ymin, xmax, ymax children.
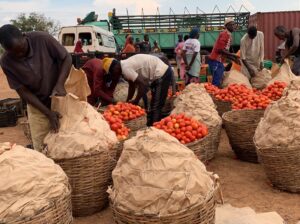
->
<box><xmin>0</xmin><ymin>106</ymin><xmax>17</xmax><ymax>127</ymax></box>
<box><xmin>0</xmin><ymin>98</ymin><xmax>25</xmax><ymax>117</ymax></box>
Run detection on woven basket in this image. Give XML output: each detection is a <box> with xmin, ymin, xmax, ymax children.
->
<box><xmin>206</xmin><ymin>124</ymin><xmax>222</xmax><ymax>161</ymax></box>
<box><xmin>255</xmin><ymin>145</ymin><xmax>300</xmax><ymax>193</ymax></box>
<box><xmin>211</xmin><ymin>96</ymin><xmax>232</xmax><ymax>117</ymax></box>
<box><xmin>110</xmin><ymin>178</ymin><xmax>220</xmax><ymax>224</ymax></box>
<box><xmin>223</xmin><ymin>109</ymin><xmax>265</xmax><ymax>163</ymax></box>
<box><xmin>125</xmin><ymin>115</ymin><xmax>147</xmax><ymax>132</ymax></box>
<box><xmin>185</xmin><ymin>134</ymin><xmax>211</xmax><ymax>162</ymax></box>
<box><xmin>55</xmin><ymin>149</ymin><xmax>117</xmax><ymax>217</ymax></box>
<box><xmin>13</xmin><ymin>188</ymin><xmax>72</xmax><ymax>224</ymax></box>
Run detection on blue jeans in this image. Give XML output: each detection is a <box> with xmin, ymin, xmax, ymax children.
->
<box><xmin>208</xmin><ymin>59</ymin><xmax>225</xmax><ymax>87</ymax></box>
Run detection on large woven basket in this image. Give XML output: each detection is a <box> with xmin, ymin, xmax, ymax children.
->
<box><xmin>13</xmin><ymin>188</ymin><xmax>72</xmax><ymax>224</ymax></box>
<box><xmin>110</xmin><ymin>177</ymin><xmax>220</xmax><ymax>224</ymax></box>
<box><xmin>125</xmin><ymin>115</ymin><xmax>147</xmax><ymax>132</ymax></box>
<box><xmin>206</xmin><ymin>124</ymin><xmax>222</xmax><ymax>161</ymax></box>
<box><xmin>55</xmin><ymin>149</ymin><xmax>117</xmax><ymax>217</ymax></box>
<box><xmin>255</xmin><ymin>145</ymin><xmax>300</xmax><ymax>193</ymax></box>
<box><xmin>222</xmin><ymin>109</ymin><xmax>265</xmax><ymax>163</ymax></box>
<box><xmin>185</xmin><ymin>133</ymin><xmax>211</xmax><ymax>162</ymax></box>
<box><xmin>211</xmin><ymin>96</ymin><xmax>232</xmax><ymax>117</ymax></box>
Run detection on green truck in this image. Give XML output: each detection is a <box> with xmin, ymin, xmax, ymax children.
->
<box><xmin>80</xmin><ymin>9</ymin><xmax>250</xmax><ymax>57</ymax></box>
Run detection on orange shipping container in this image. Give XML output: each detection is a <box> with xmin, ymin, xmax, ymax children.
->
<box><xmin>249</xmin><ymin>11</ymin><xmax>300</xmax><ymax>60</ymax></box>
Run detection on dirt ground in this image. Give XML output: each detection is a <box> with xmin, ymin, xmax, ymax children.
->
<box><xmin>0</xmin><ymin>69</ymin><xmax>299</xmax><ymax>224</ymax></box>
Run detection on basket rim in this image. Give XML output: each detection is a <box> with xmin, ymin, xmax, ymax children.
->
<box><xmin>185</xmin><ymin>132</ymin><xmax>211</xmax><ymax>147</ymax></box>
<box><xmin>3</xmin><ymin>185</ymin><xmax>72</xmax><ymax>223</ymax></box>
<box><xmin>222</xmin><ymin>109</ymin><xmax>265</xmax><ymax>123</ymax></box>
<box><xmin>53</xmin><ymin>147</ymin><xmax>116</xmax><ymax>162</ymax></box>
<box><xmin>110</xmin><ymin>177</ymin><xmax>219</xmax><ymax>219</ymax></box>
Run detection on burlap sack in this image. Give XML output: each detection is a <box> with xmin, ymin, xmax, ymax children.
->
<box><xmin>251</xmin><ymin>69</ymin><xmax>272</xmax><ymax>90</ymax></box>
<box><xmin>267</xmin><ymin>60</ymin><xmax>296</xmax><ymax>85</ymax></box>
<box><xmin>44</xmin><ymin>94</ymin><xmax>118</xmax><ymax>160</ymax></box>
<box><xmin>108</xmin><ymin>128</ymin><xmax>215</xmax><ymax>216</ymax></box>
<box><xmin>222</xmin><ymin>70</ymin><xmax>252</xmax><ymax>88</ymax></box>
<box><xmin>65</xmin><ymin>66</ymin><xmax>91</xmax><ymax>102</ymax></box>
<box><xmin>254</xmin><ymin>77</ymin><xmax>300</xmax><ymax>148</ymax></box>
<box><xmin>0</xmin><ymin>143</ymin><xmax>70</xmax><ymax>223</ymax></box>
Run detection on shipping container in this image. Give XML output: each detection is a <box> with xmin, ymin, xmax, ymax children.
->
<box><xmin>249</xmin><ymin>11</ymin><xmax>300</xmax><ymax>60</ymax></box>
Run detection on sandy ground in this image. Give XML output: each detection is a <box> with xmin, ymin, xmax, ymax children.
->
<box><xmin>0</xmin><ymin>69</ymin><xmax>299</xmax><ymax>224</ymax></box>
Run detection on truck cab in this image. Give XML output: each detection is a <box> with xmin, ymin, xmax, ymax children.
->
<box><xmin>58</xmin><ymin>25</ymin><xmax>116</xmax><ymax>53</ymax></box>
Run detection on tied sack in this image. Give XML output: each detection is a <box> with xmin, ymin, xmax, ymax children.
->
<box><xmin>254</xmin><ymin>78</ymin><xmax>300</xmax><ymax>148</ymax></box>
<box><xmin>222</xmin><ymin>70</ymin><xmax>252</xmax><ymax>88</ymax></box>
<box><xmin>108</xmin><ymin>128</ymin><xmax>216</xmax><ymax>216</ymax></box>
<box><xmin>0</xmin><ymin>143</ymin><xmax>70</xmax><ymax>223</ymax></box>
<box><xmin>267</xmin><ymin>59</ymin><xmax>296</xmax><ymax>86</ymax></box>
<box><xmin>251</xmin><ymin>68</ymin><xmax>272</xmax><ymax>90</ymax></box>
<box><xmin>44</xmin><ymin>94</ymin><xmax>118</xmax><ymax>160</ymax></box>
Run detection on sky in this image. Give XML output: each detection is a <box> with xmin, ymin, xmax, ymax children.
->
<box><xmin>0</xmin><ymin>0</ymin><xmax>300</xmax><ymax>26</ymax></box>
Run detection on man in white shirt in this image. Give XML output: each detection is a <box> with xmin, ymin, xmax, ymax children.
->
<box><xmin>240</xmin><ymin>26</ymin><xmax>264</xmax><ymax>78</ymax></box>
<box><xmin>103</xmin><ymin>54</ymin><xmax>173</xmax><ymax>126</ymax></box>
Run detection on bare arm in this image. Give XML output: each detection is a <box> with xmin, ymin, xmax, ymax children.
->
<box><xmin>182</xmin><ymin>49</ymin><xmax>188</xmax><ymax>66</ymax></box>
<box><xmin>131</xmin><ymin>75</ymin><xmax>148</xmax><ymax>104</ymax></box>
<box><xmin>284</xmin><ymin>28</ymin><xmax>300</xmax><ymax>58</ymax></box>
<box><xmin>188</xmin><ymin>52</ymin><xmax>198</xmax><ymax>68</ymax></box>
<box><xmin>52</xmin><ymin>54</ymin><xmax>72</xmax><ymax>96</ymax></box>
<box><xmin>242</xmin><ymin>59</ymin><xmax>255</xmax><ymax>77</ymax></box>
<box><xmin>126</xmin><ymin>81</ymin><xmax>136</xmax><ymax>102</ymax></box>
<box><xmin>17</xmin><ymin>86</ymin><xmax>61</xmax><ymax>132</ymax></box>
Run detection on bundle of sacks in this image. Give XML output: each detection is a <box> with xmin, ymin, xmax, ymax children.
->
<box><xmin>226</xmin><ymin>60</ymin><xmax>294</xmax><ymax>90</ymax></box>
<box><xmin>255</xmin><ymin>78</ymin><xmax>300</xmax><ymax>148</ymax></box>
<box><xmin>172</xmin><ymin>83</ymin><xmax>221</xmax><ymax>128</ymax></box>
<box><xmin>267</xmin><ymin>60</ymin><xmax>295</xmax><ymax>86</ymax></box>
<box><xmin>108</xmin><ymin>128</ymin><xmax>217</xmax><ymax>216</ymax></box>
<box><xmin>44</xmin><ymin>67</ymin><xmax>118</xmax><ymax>160</ymax></box>
<box><xmin>0</xmin><ymin>143</ymin><xmax>71</xmax><ymax>223</ymax></box>
<box><xmin>44</xmin><ymin>94</ymin><xmax>118</xmax><ymax>159</ymax></box>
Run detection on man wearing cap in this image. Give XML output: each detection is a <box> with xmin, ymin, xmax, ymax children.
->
<box><xmin>208</xmin><ymin>18</ymin><xmax>240</xmax><ymax>87</ymax></box>
<box><xmin>103</xmin><ymin>54</ymin><xmax>173</xmax><ymax>126</ymax></box>
<box><xmin>82</xmin><ymin>58</ymin><xmax>121</xmax><ymax>106</ymax></box>
<box><xmin>0</xmin><ymin>24</ymin><xmax>72</xmax><ymax>151</ymax></box>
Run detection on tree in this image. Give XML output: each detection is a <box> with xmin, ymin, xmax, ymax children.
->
<box><xmin>10</xmin><ymin>12</ymin><xmax>61</xmax><ymax>36</ymax></box>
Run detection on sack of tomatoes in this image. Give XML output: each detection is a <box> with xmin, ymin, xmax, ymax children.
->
<box><xmin>153</xmin><ymin>114</ymin><xmax>208</xmax><ymax>144</ymax></box>
<box><xmin>104</xmin><ymin>102</ymin><xmax>146</xmax><ymax>121</ymax></box>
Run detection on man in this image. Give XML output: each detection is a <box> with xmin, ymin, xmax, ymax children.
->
<box><xmin>103</xmin><ymin>54</ymin><xmax>173</xmax><ymax>126</ymax></box>
<box><xmin>274</xmin><ymin>25</ymin><xmax>300</xmax><ymax>75</ymax></box>
<box><xmin>240</xmin><ymin>26</ymin><xmax>264</xmax><ymax>78</ymax></box>
<box><xmin>139</xmin><ymin>34</ymin><xmax>151</xmax><ymax>53</ymax></box>
<box><xmin>208</xmin><ymin>18</ymin><xmax>240</xmax><ymax>87</ymax></box>
<box><xmin>82</xmin><ymin>58</ymin><xmax>121</xmax><ymax>106</ymax></box>
<box><xmin>0</xmin><ymin>24</ymin><xmax>72</xmax><ymax>151</ymax></box>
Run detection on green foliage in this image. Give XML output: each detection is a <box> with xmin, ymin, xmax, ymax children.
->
<box><xmin>10</xmin><ymin>12</ymin><xmax>61</xmax><ymax>36</ymax></box>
